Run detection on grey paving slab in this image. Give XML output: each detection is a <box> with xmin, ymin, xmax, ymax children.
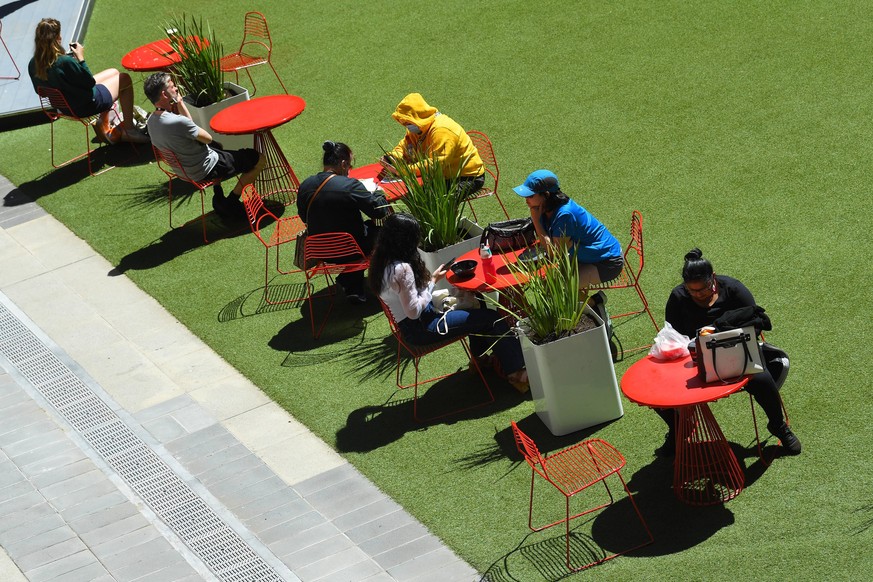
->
<box><xmin>294</xmin><ymin>545</ymin><xmax>374</xmax><ymax>581</ymax></box>
<box><xmin>358</xmin><ymin>522</ymin><xmax>430</xmax><ymax>558</ymax></box>
<box><xmin>258</xmin><ymin>506</ymin><xmax>327</xmax><ymax>545</ymax></box>
<box><xmin>66</xmin><ymin>500</ymin><xmax>140</xmax><ymax>535</ymax></box>
<box><xmin>130</xmin><ymin>560</ymin><xmax>200</xmax><ymax>582</ymax></box>
<box><xmin>195</xmin><ymin>451</ymin><xmax>264</xmax><ymax>485</ymax></box>
<box><xmin>345</xmin><ymin>509</ymin><xmax>418</xmax><ymax>544</ymax></box>
<box><xmin>243</xmin><ymin>496</ymin><xmax>313</xmax><ymax>536</ymax></box>
<box><xmin>46</xmin><ymin>478</ymin><xmax>117</xmax><ymax>513</ymax></box>
<box><xmin>58</xmin><ymin>489</ymin><xmax>129</xmax><ymax>522</ymax></box>
<box><xmin>184</xmin><ymin>441</ymin><xmax>252</xmax><ymax>476</ymax></box>
<box><xmin>304</xmin><ymin>476</ymin><xmax>388</xmax><ymax>521</ymax></box>
<box><xmin>87</xmin><ymin>524</ymin><xmax>162</xmax><ymax>560</ymax></box>
<box><xmin>270</xmin><ymin>519</ymin><xmax>337</xmax><ymax>557</ymax></box>
<box><xmin>3</xmin><ymin>429</ymin><xmax>70</xmax><ymax>461</ymax></box>
<box><xmin>0</xmin><ymin>512</ymin><xmax>67</xmax><ymax>548</ymax></box>
<box><xmin>294</xmin><ymin>463</ymin><xmax>360</xmax><ymax>497</ymax></box>
<box><xmin>38</xmin><ymin>468</ymin><xmax>106</xmax><ymax>500</ymax></box>
<box><xmin>388</xmin><ymin>549</ymin><xmax>475</xmax><ymax>582</ymax></box>
<box><xmin>204</xmin><ymin>462</ymin><xmax>277</xmax><ymax>502</ymax></box>
<box><xmin>408</xmin><ymin>558</ymin><xmax>479</xmax><ymax>582</ymax></box>
<box><xmin>233</xmin><ymin>486</ymin><xmax>302</xmax><ymax>521</ymax></box>
<box><xmin>14</xmin><ymin>535</ymin><xmax>88</xmax><ymax>572</ymax></box>
<box><xmin>284</xmin><ymin>533</ymin><xmax>359</xmax><ymax>569</ymax></box>
<box><xmin>332</xmin><ymin>497</ymin><xmax>405</xmax><ymax>532</ymax></box>
<box><xmin>373</xmin><ymin>535</ymin><xmax>447</xmax><ymax>570</ymax></box>
<box><xmin>0</xmin><ymin>490</ymin><xmax>44</xmax><ymax>518</ymax></box>
<box><xmin>76</xmin><ymin>513</ymin><xmax>152</xmax><ymax>547</ymax></box>
<box><xmin>221</xmin><ymin>474</ymin><xmax>291</xmax><ymax>510</ymax></box>
<box><xmin>315</xmin><ymin>557</ymin><xmax>385</xmax><ymax>582</ymax></box>
<box><xmin>23</xmin><ymin>549</ymin><xmax>97</xmax><ymax>582</ymax></box>
<box><xmin>0</xmin><ymin>502</ymin><xmax>58</xmax><ymax>534</ymax></box>
<box><xmin>2</xmin><ymin>525</ymin><xmax>77</xmax><ymax>562</ymax></box>
<box><xmin>30</xmin><ymin>458</ymin><xmax>100</xmax><ymax>489</ymax></box>
<box><xmin>54</xmin><ymin>561</ymin><xmax>113</xmax><ymax>582</ymax></box>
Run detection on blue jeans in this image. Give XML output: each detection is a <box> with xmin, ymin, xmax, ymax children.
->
<box><xmin>397</xmin><ymin>303</ymin><xmax>524</xmax><ymax>374</ymax></box>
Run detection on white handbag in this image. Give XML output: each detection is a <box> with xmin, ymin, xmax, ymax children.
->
<box><xmin>697</xmin><ymin>326</ymin><xmax>765</xmax><ymax>383</ymax></box>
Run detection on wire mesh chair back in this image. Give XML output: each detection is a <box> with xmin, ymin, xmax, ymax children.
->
<box><xmin>240</xmin><ymin>12</ymin><xmax>272</xmax><ymax>59</ymax></box>
<box><xmin>303</xmin><ymin>232</ymin><xmax>366</xmax><ymax>269</ymax></box>
<box><xmin>465</xmin><ymin>130</ymin><xmax>509</xmax><ymax>219</ymax></box>
<box><xmin>153</xmin><ymin>146</ymin><xmax>213</xmax><ymax>189</ymax></box>
<box><xmin>511</xmin><ymin>421</ymin><xmax>547</xmax><ymax>476</ymax></box>
<box><xmin>625</xmin><ymin>210</ymin><xmax>644</xmax><ymax>283</ymax></box>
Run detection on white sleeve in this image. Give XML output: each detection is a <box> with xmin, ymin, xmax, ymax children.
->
<box><xmin>388</xmin><ymin>263</ymin><xmax>433</xmax><ymax>320</ymax></box>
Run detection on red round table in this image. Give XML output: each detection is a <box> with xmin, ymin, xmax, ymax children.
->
<box><xmin>348</xmin><ymin>163</ymin><xmax>408</xmax><ymax>202</ymax></box>
<box><xmin>121</xmin><ymin>38</ymin><xmax>207</xmax><ymax>72</ymax></box>
<box><xmin>621</xmin><ymin>355</ymin><xmax>749</xmax><ymax>505</ymax></box>
<box><xmin>210</xmin><ymin>95</ymin><xmax>306</xmax><ymax>206</ymax></box>
<box><xmin>445</xmin><ymin>247</ymin><xmax>530</xmax><ymax>292</ymax></box>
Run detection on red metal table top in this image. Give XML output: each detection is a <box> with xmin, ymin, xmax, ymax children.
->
<box><xmin>446</xmin><ymin>247</ymin><xmax>530</xmax><ymax>292</ymax></box>
<box><xmin>209</xmin><ymin>95</ymin><xmax>306</xmax><ymax>135</ymax></box>
<box><xmin>121</xmin><ymin>38</ymin><xmax>207</xmax><ymax>72</ymax></box>
<box><xmin>348</xmin><ymin>163</ymin><xmax>407</xmax><ymax>202</ymax></box>
<box><xmin>620</xmin><ymin>355</ymin><xmax>748</xmax><ymax>408</ymax></box>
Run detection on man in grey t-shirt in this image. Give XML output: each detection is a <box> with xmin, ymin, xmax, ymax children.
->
<box><xmin>144</xmin><ymin>72</ymin><xmax>264</xmax><ymax>220</ymax></box>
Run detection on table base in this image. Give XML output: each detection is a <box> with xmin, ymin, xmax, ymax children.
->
<box><xmin>254</xmin><ymin>130</ymin><xmax>299</xmax><ymax>207</ymax></box>
<box><xmin>674</xmin><ymin>403</ymin><xmax>745</xmax><ymax>505</ymax></box>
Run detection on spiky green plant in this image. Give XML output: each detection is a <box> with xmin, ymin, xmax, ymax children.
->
<box><xmin>164</xmin><ymin>15</ymin><xmax>224</xmax><ymax>107</ymax></box>
<box><xmin>386</xmin><ymin>150</ymin><xmax>468</xmax><ymax>252</ymax></box>
<box><xmin>494</xmin><ymin>240</ymin><xmax>591</xmax><ymax>344</ymax></box>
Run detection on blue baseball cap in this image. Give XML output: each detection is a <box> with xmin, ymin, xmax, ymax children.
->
<box><xmin>513</xmin><ymin>169</ymin><xmax>561</xmax><ymax>197</ymax></box>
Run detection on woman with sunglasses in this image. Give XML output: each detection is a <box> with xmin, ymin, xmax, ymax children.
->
<box><xmin>654</xmin><ymin>248</ymin><xmax>801</xmax><ymax>457</ymax></box>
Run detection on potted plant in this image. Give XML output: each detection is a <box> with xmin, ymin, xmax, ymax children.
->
<box><xmin>164</xmin><ymin>15</ymin><xmax>252</xmax><ymax>149</ymax></box>
<box><xmin>388</xmin><ymin>151</ymin><xmax>483</xmax><ymax>289</ymax></box>
<box><xmin>497</xmin><ymin>241</ymin><xmax>623</xmax><ymax>435</ymax></box>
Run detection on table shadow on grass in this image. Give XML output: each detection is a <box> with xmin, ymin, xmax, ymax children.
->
<box><xmin>336</xmin><ymin>370</ymin><xmax>527</xmax><ymax>453</ymax></box>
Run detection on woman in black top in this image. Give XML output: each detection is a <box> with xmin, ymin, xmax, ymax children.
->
<box><xmin>654</xmin><ymin>248</ymin><xmax>801</xmax><ymax>456</ymax></box>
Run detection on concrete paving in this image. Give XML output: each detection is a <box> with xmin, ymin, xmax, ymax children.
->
<box><xmin>0</xmin><ymin>178</ymin><xmax>478</xmax><ymax>581</ymax></box>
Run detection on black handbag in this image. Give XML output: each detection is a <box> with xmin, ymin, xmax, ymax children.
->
<box><xmin>479</xmin><ymin>218</ymin><xmax>537</xmax><ymax>253</ymax></box>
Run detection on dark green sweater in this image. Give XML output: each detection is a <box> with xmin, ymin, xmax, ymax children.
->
<box><xmin>29</xmin><ymin>55</ymin><xmax>97</xmax><ymax>116</ymax></box>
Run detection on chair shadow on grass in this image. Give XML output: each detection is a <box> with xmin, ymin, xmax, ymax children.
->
<box><xmin>477</xmin><ymin>415</ymin><xmax>738</xmax><ymax>580</ymax></box>
<box><xmin>336</xmin><ymin>364</ymin><xmax>529</xmax><ymax>454</ymax></box>
<box><xmin>108</xmin><ymin>184</ymin><xmax>251</xmax><ymax>276</ymax></box>
<box><xmin>3</xmin><ymin>144</ymin><xmax>149</xmax><ymax>207</ymax></box>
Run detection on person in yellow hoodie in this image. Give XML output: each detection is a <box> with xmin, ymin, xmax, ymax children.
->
<box><xmin>382</xmin><ymin>93</ymin><xmax>485</xmax><ymax>199</ymax></box>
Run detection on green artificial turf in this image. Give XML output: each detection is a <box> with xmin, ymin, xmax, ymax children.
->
<box><xmin>2</xmin><ymin>1</ymin><xmax>872</xmax><ymax>579</ymax></box>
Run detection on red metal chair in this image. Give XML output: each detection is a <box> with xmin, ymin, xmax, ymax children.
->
<box><xmin>303</xmin><ymin>233</ymin><xmax>370</xmax><ymax>339</ymax></box>
<box><xmin>220</xmin><ymin>11</ymin><xmax>288</xmax><ymax>97</ymax></box>
<box><xmin>1</xmin><ymin>20</ymin><xmax>21</xmax><ymax>80</ymax></box>
<box><xmin>36</xmin><ymin>87</ymin><xmax>117</xmax><ymax>176</ymax></box>
<box><xmin>153</xmin><ymin>146</ymin><xmax>219</xmax><ymax>243</ymax></box>
<box><xmin>465</xmin><ymin>130</ymin><xmax>510</xmax><ymax>221</ymax></box>
<box><xmin>241</xmin><ymin>184</ymin><xmax>306</xmax><ymax>304</ymax></box>
<box><xmin>588</xmin><ymin>210</ymin><xmax>659</xmax><ymax>340</ymax></box>
<box><xmin>510</xmin><ymin>421</ymin><xmax>653</xmax><ymax>571</ymax></box>
<box><xmin>377</xmin><ymin>298</ymin><xmax>494</xmax><ymax>422</ymax></box>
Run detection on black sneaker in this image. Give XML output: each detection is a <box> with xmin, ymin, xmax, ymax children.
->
<box><xmin>768</xmin><ymin>421</ymin><xmax>802</xmax><ymax>455</ymax></box>
<box><xmin>654</xmin><ymin>431</ymin><xmax>676</xmax><ymax>457</ymax></box>
<box><xmin>222</xmin><ymin>195</ymin><xmax>248</xmax><ymax>221</ymax></box>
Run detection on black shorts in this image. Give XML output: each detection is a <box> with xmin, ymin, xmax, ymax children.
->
<box><xmin>594</xmin><ymin>255</ymin><xmax>625</xmax><ymax>283</ymax></box>
<box><xmin>72</xmin><ymin>84</ymin><xmax>113</xmax><ymax>117</ymax></box>
<box><xmin>206</xmin><ymin>147</ymin><xmax>260</xmax><ymax>181</ymax></box>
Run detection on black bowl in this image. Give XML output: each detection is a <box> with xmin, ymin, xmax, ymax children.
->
<box><xmin>450</xmin><ymin>259</ymin><xmax>477</xmax><ymax>280</ymax></box>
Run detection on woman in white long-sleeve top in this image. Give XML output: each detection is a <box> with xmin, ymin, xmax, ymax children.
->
<box><xmin>368</xmin><ymin>213</ymin><xmax>528</xmax><ymax>388</ymax></box>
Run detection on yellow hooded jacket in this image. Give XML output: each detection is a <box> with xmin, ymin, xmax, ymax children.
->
<box><xmin>388</xmin><ymin>93</ymin><xmax>484</xmax><ymax>178</ymax></box>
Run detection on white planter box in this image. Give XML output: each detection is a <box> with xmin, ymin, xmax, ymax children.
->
<box><xmin>184</xmin><ymin>82</ymin><xmax>253</xmax><ymax>151</ymax></box>
<box><xmin>418</xmin><ymin>218</ymin><xmax>483</xmax><ymax>291</ymax></box>
<box><xmin>519</xmin><ymin>304</ymin><xmax>622</xmax><ymax>436</ymax></box>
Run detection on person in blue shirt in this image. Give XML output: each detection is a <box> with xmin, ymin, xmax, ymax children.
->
<box><xmin>514</xmin><ymin>169</ymin><xmax>623</xmax><ymax>287</ymax></box>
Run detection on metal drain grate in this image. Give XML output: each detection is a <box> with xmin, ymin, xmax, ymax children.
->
<box><xmin>0</xmin><ymin>301</ymin><xmax>287</xmax><ymax>582</ymax></box>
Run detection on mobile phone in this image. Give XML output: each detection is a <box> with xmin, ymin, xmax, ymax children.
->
<box><xmin>443</xmin><ymin>257</ymin><xmax>457</xmax><ymax>270</ymax></box>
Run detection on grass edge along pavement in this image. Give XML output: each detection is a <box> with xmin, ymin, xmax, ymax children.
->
<box><xmin>3</xmin><ymin>1</ymin><xmax>873</xmax><ymax>579</ymax></box>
